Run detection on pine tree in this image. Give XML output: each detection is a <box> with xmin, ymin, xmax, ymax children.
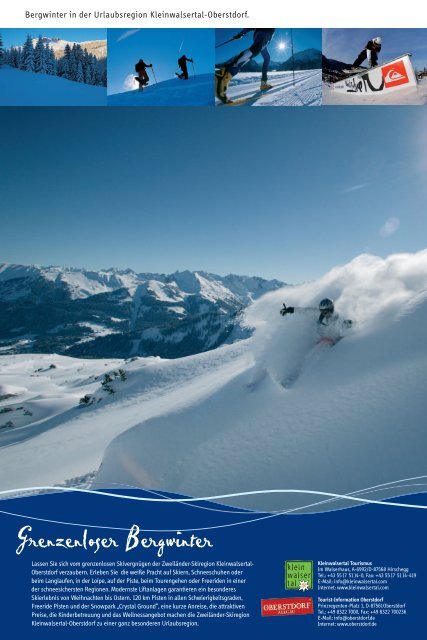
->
<box><xmin>0</xmin><ymin>33</ymin><xmax>4</xmax><ymax>67</ymax></box>
<box><xmin>21</xmin><ymin>34</ymin><xmax>35</xmax><ymax>72</ymax></box>
<box><xmin>75</xmin><ymin>60</ymin><xmax>84</xmax><ymax>83</ymax></box>
<box><xmin>97</xmin><ymin>57</ymin><xmax>107</xmax><ymax>87</ymax></box>
<box><xmin>68</xmin><ymin>44</ymin><xmax>78</xmax><ymax>81</ymax></box>
<box><xmin>45</xmin><ymin>45</ymin><xmax>56</xmax><ymax>75</ymax></box>
<box><xmin>83</xmin><ymin>50</ymin><xmax>93</xmax><ymax>84</ymax></box>
<box><xmin>33</xmin><ymin>36</ymin><xmax>47</xmax><ymax>74</ymax></box>
<box><xmin>59</xmin><ymin>43</ymin><xmax>72</xmax><ymax>79</ymax></box>
<box><xmin>15</xmin><ymin>47</ymin><xmax>23</xmax><ymax>69</ymax></box>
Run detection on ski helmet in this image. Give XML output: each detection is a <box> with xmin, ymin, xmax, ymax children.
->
<box><xmin>319</xmin><ymin>298</ymin><xmax>334</xmax><ymax>314</ymax></box>
<box><xmin>373</xmin><ymin>37</ymin><xmax>382</xmax><ymax>45</ymax></box>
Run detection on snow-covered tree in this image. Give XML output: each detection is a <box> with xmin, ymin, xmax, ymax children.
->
<box><xmin>75</xmin><ymin>60</ymin><xmax>84</xmax><ymax>83</ymax></box>
<box><xmin>45</xmin><ymin>45</ymin><xmax>56</xmax><ymax>75</ymax></box>
<box><xmin>83</xmin><ymin>49</ymin><xmax>94</xmax><ymax>84</ymax></box>
<box><xmin>8</xmin><ymin>46</ymin><xmax>23</xmax><ymax>69</ymax></box>
<box><xmin>15</xmin><ymin>47</ymin><xmax>23</xmax><ymax>69</ymax></box>
<box><xmin>94</xmin><ymin>57</ymin><xmax>107</xmax><ymax>87</ymax></box>
<box><xmin>58</xmin><ymin>43</ymin><xmax>72</xmax><ymax>79</ymax></box>
<box><xmin>33</xmin><ymin>36</ymin><xmax>47</xmax><ymax>74</ymax></box>
<box><xmin>0</xmin><ymin>33</ymin><xmax>4</xmax><ymax>68</ymax></box>
<box><xmin>21</xmin><ymin>34</ymin><xmax>35</xmax><ymax>72</ymax></box>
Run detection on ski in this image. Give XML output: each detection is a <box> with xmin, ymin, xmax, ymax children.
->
<box><xmin>219</xmin><ymin>86</ymin><xmax>274</xmax><ymax>106</ymax></box>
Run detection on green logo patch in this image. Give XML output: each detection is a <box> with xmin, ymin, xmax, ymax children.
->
<box><xmin>285</xmin><ymin>561</ymin><xmax>313</xmax><ymax>590</ymax></box>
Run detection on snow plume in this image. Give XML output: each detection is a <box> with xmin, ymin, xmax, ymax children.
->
<box><xmin>123</xmin><ymin>73</ymin><xmax>138</xmax><ymax>91</ymax></box>
<box><xmin>91</xmin><ymin>250</ymin><xmax>427</xmax><ymax>511</ymax></box>
<box><xmin>245</xmin><ymin>250</ymin><xmax>427</xmax><ymax>385</ymax></box>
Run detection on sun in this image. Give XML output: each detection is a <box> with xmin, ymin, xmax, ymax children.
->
<box><xmin>277</xmin><ymin>41</ymin><xmax>287</xmax><ymax>52</ymax></box>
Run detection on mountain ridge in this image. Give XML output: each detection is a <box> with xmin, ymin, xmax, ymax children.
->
<box><xmin>0</xmin><ymin>262</ymin><xmax>285</xmax><ymax>359</ymax></box>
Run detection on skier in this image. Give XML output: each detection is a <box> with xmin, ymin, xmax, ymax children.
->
<box><xmin>352</xmin><ymin>37</ymin><xmax>382</xmax><ymax>69</ymax></box>
<box><xmin>280</xmin><ymin>298</ymin><xmax>352</xmax><ymax>344</ymax></box>
<box><xmin>216</xmin><ymin>28</ymin><xmax>275</xmax><ymax>103</ymax></box>
<box><xmin>176</xmin><ymin>55</ymin><xmax>194</xmax><ymax>80</ymax></box>
<box><xmin>134</xmin><ymin>59</ymin><xmax>153</xmax><ymax>89</ymax></box>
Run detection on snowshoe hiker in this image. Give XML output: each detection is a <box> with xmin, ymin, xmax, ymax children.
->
<box><xmin>216</xmin><ymin>28</ymin><xmax>275</xmax><ymax>103</ymax></box>
<box><xmin>352</xmin><ymin>37</ymin><xmax>382</xmax><ymax>69</ymax></box>
<box><xmin>135</xmin><ymin>59</ymin><xmax>153</xmax><ymax>89</ymax></box>
<box><xmin>281</xmin><ymin>297</ymin><xmax>352</xmax><ymax>344</ymax></box>
<box><xmin>176</xmin><ymin>55</ymin><xmax>193</xmax><ymax>80</ymax></box>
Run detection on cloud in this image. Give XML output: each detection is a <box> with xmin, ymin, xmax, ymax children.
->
<box><xmin>117</xmin><ymin>29</ymin><xmax>141</xmax><ymax>43</ymax></box>
<box><xmin>380</xmin><ymin>217</ymin><xmax>400</xmax><ymax>237</ymax></box>
<box><xmin>342</xmin><ymin>183</ymin><xmax>369</xmax><ymax>194</ymax></box>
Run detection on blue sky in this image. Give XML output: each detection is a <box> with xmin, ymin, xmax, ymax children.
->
<box><xmin>323</xmin><ymin>29</ymin><xmax>427</xmax><ymax>71</ymax></box>
<box><xmin>1</xmin><ymin>107</ymin><xmax>426</xmax><ymax>283</ymax></box>
<box><xmin>0</xmin><ymin>29</ymin><xmax>106</xmax><ymax>49</ymax></box>
<box><xmin>108</xmin><ymin>29</ymin><xmax>214</xmax><ymax>95</ymax></box>
<box><xmin>216</xmin><ymin>28</ymin><xmax>322</xmax><ymax>64</ymax></box>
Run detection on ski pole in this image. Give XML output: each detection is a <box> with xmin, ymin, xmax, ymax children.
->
<box><xmin>215</xmin><ymin>33</ymin><xmax>248</xmax><ymax>49</ymax></box>
<box><xmin>291</xmin><ymin>28</ymin><xmax>295</xmax><ymax>86</ymax></box>
<box><xmin>215</xmin><ymin>37</ymin><xmax>236</xmax><ymax>49</ymax></box>
<box><xmin>191</xmin><ymin>61</ymin><xmax>195</xmax><ymax>78</ymax></box>
<box><xmin>151</xmin><ymin>67</ymin><xmax>158</xmax><ymax>84</ymax></box>
<box><xmin>280</xmin><ymin>303</ymin><xmax>318</xmax><ymax>316</ymax></box>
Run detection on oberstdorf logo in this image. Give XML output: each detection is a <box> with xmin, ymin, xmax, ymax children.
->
<box><xmin>285</xmin><ymin>560</ymin><xmax>313</xmax><ymax>591</ymax></box>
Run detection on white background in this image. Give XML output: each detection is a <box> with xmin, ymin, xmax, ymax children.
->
<box><xmin>1</xmin><ymin>0</ymin><xmax>427</xmax><ymax>27</ymax></box>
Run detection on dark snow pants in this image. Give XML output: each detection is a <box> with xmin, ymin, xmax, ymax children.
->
<box><xmin>225</xmin><ymin>30</ymin><xmax>274</xmax><ymax>82</ymax></box>
<box><xmin>178</xmin><ymin>64</ymin><xmax>189</xmax><ymax>80</ymax></box>
<box><xmin>353</xmin><ymin>48</ymin><xmax>379</xmax><ymax>68</ymax></box>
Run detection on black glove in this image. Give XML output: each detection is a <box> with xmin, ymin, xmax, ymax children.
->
<box><xmin>280</xmin><ymin>304</ymin><xmax>295</xmax><ymax>316</ymax></box>
<box><xmin>233</xmin><ymin>31</ymin><xmax>244</xmax><ymax>40</ymax></box>
<box><xmin>343</xmin><ymin>319</ymin><xmax>352</xmax><ymax>328</ymax></box>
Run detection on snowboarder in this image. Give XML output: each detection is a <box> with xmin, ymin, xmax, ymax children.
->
<box><xmin>280</xmin><ymin>298</ymin><xmax>352</xmax><ymax>343</ymax></box>
<box><xmin>216</xmin><ymin>28</ymin><xmax>275</xmax><ymax>103</ymax></box>
<box><xmin>176</xmin><ymin>55</ymin><xmax>194</xmax><ymax>80</ymax></box>
<box><xmin>135</xmin><ymin>59</ymin><xmax>153</xmax><ymax>89</ymax></box>
<box><xmin>352</xmin><ymin>37</ymin><xmax>382</xmax><ymax>69</ymax></box>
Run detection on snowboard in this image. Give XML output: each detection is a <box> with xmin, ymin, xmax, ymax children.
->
<box><xmin>341</xmin><ymin>67</ymin><xmax>367</xmax><ymax>75</ymax></box>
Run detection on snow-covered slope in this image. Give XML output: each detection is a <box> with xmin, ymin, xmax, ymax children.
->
<box><xmin>0</xmin><ymin>66</ymin><xmax>106</xmax><ymax>106</ymax></box>
<box><xmin>1</xmin><ymin>251</ymin><xmax>426</xmax><ymax>512</ymax></box>
<box><xmin>0</xmin><ymin>263</ymin><xmax>284</xmax><ymax>358</ymax></box>
<box><xmin>93</xmin><ymin>250</ymin><xmax>427</xmax><ymax>510</ymax></box>
<box><xmin>216</xmin><ymin>70</ymin><xmax>322</xmax><ymax>107</ymax></box>
<box><xmin>0</xmin><ymin>344</ymin><xmax>250</xmax><ymax>492</ymax></box>
<box><xmin>323</xmin><ymin>76</ymin><xmax>427</xmax><ymax>105</ymax></box>
<box><xmin>108</xmin><ymin>74</ymin><xmax>214</xmax><ymax>106</ymax></box>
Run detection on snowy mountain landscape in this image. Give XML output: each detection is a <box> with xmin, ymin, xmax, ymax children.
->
<box><xmin>30</xmin><ymin>37</ymin><xmax>107</xmax><ymax>60</ymax></box>
<box><xmin>217</xmin><ymin>48</ymin><xmax>322</xmax><ymax>74</ymax></box>
<box><xmin>216</xmin><ymin>70</ymin><xmax>322</xmax><ymax>107</ymax></box>
<box><xmin>1</xmin><ymin>250</ymin><xmax>426</xmax><ymax>512</ymax></box>
<box><xmin>0</xmin><ymin>263</ymin><xmax>284</xmax><ymax>359</ymax></box>
<box><xmin>0</xmin><ymin>31</ymin><xmax>107</xmax><ymax>105</ymax></box>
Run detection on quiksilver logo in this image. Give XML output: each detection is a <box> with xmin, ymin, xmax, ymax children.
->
<box><xmin>384</xmin><ymin>69</ymin><xmax>406</xmax><ymax>83</ymax></box>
